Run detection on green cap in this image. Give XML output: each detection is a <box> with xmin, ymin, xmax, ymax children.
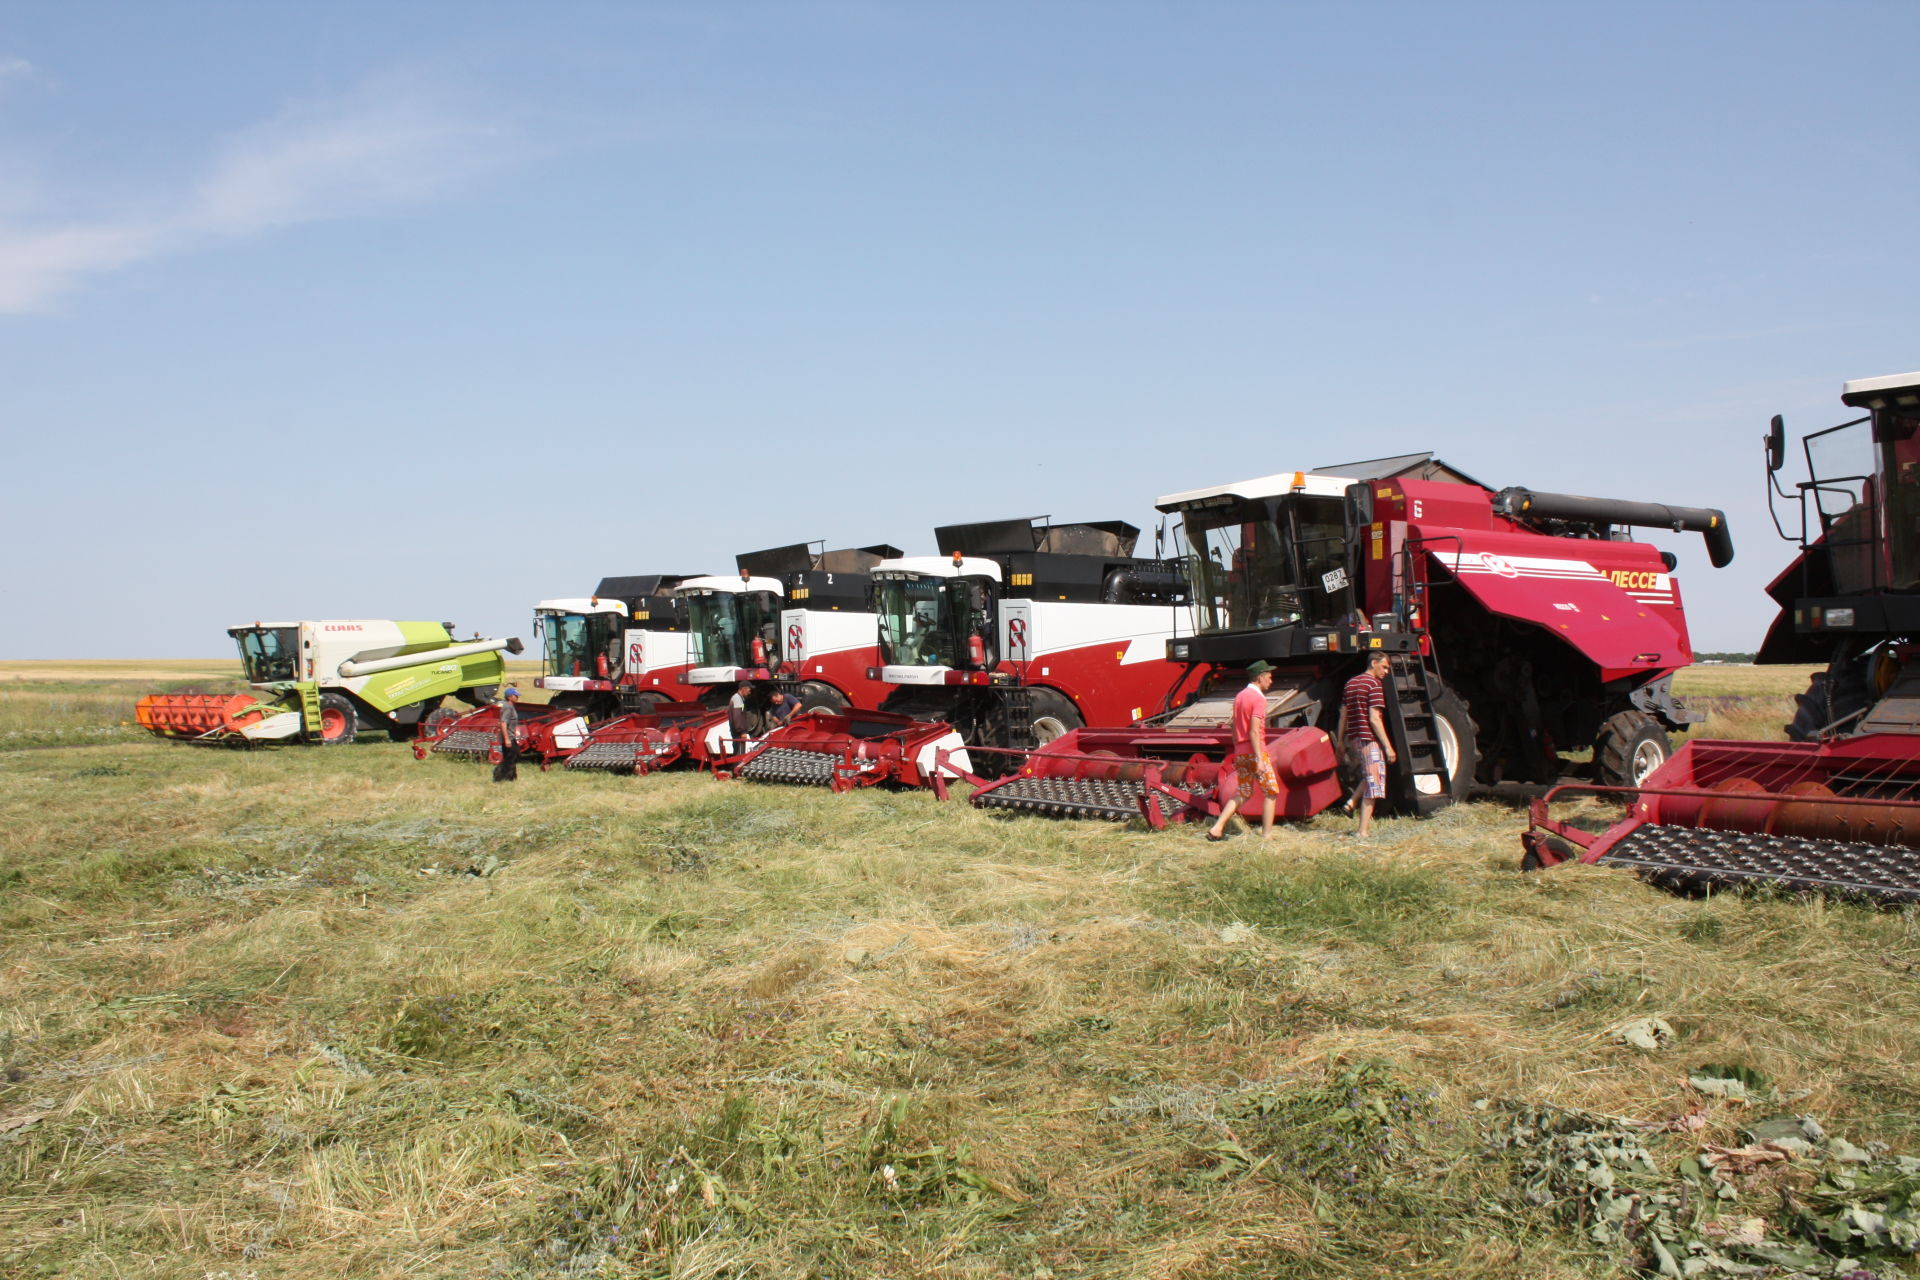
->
<box><xmin>1245</xmin><ymin>660</ymin><xmax>1275</xmax><ymax>677</ymax></box>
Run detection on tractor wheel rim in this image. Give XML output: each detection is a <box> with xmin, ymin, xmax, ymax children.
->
<box><xmin>1032</xmin><ymin>715</ymin><xmax>1070</xmax><ymax>745</ymax></box>
<box><xmin>322</xmin><ymin>708</ymin><xmax>348</xmax><ymax>740</ymax></box>
<box><xmin>1436</xmin><ymin>714</ymin><xmax>1460</xmax><ymax>784</ymax></box>
<box><xmin>1630</xmin><ymin>737</ymin><xmax>1667</xmax><ymax>785</ymax></box>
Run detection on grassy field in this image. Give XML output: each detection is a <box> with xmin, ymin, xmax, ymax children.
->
<box><xmin>10</xmin><ymin>661</ymin><xmax>1920</xmax><ymax>1279</ymax></box>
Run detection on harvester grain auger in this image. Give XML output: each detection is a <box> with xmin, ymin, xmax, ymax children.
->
<box><xmin>562</xmin><ymin>702</ymin><xmax>734</xmax><ymax>774</ymax></box>
<box><xmin>137</xmin><ymin>621</ymin><xmax>521</xmax><ymax>745</ymax></box>
<box><xmin>1524</xmin><ymin>372</ymin><xmax>1920</xmax><ymax>905</ymax></box>
<box><xmin>412</xmin><ymin>701</ymin><xmax>592</xmax><ymax>769</ymax></box>
<box><xmin>728</xmin><ymin>710</ymin><xmax>970</xmax><ymax>791</ymax></box>
<box><xmin>973</xmin><ymin>454</ymin><xmax>1733</xmax><ymax>826</ymax></box>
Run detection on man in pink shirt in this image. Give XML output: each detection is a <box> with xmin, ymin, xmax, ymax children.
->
<box><xmin>1207</xmin><ymin>660</ymin><xmax>1279</xmax><ymax>841</ymax></box>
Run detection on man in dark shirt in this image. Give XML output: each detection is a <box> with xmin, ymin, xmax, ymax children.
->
<box><xmin>1337</xmin><ymin>651</ymin><xmax>1396</xmax><ymax>836</ymax></box>
<box><xmin>767</xmin><ymin>688</ymin><xmax>803</xmax><ymax>728</ymax></box>
<box><xmin>492</xmin><ymin>686</ymin><xmax>522</xmax><ymax>783</ymax></box>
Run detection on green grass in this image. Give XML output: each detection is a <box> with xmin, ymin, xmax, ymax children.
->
<box><xmin>4</xmin><ymin>661</ymin><xmax>1919</xmax><ymax>1278</ymax></box>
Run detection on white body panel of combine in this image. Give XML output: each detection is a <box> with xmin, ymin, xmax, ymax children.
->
<box><xmin>625</xmin><ymin>628</ymin><xmax>695</xmax><ymax>694</ymax></box>
<box><xmin>998</xmin><ymin>599</ymin><xmax>1190</xmax><ymax>672</ymax></box>
<box><xmin>232</xmin><ymin>619</ymin><xmax>462</xmax><ymax>694</ymax></box>
<box><xmin>534</xmin><ymin>600</ymin><xmax>628</xmax><ymax>692</ymax></box>
<box><xmin>779</xmin><ymin>607</ymin><xmax>879</xmax><ymax>673</ymax></box>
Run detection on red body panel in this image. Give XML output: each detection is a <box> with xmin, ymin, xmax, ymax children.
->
<box><xmin>997</xmin><ymin>637</ymin><xmax>1198</xmax><ymax>726</ymax></box>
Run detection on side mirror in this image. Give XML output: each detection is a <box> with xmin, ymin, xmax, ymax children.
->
<box><xmin>1343</xmin><ymin>482</ymin><xmax>1374</xmax><ymax>531</ymax></box>
<box><xmin>1766</xmin><ymin>415</ymin><xmax>1786</xmax><ymax>473</ymax></box>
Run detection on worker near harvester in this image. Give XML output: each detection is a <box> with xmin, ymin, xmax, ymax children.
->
<box><xmin>492</xmin><ymin>686</ymin><xmax>522</xmax><ymax>783</ymax></box>
<box><xmin>767</xmin><ymin>687</ymin><xmax>802</xmax><ymax>728</ymax></box>
<box><xmin>1338</xmin><ymin>650</ymin><xmax>1396</xmax><ymax>837</ymax></box>
<box><xmin>1207</xmin><ymin>660</ymin><xmax>1279</xmax><ymax>841</ymax></box>
<box><xmin>727</xmin><ymin>680</ymin><xmax>756</xmax><ymax>754</ymax></box>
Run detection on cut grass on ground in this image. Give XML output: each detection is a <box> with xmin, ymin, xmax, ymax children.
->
<box><xmin>8</xmin><ymin>660</ymin><xmax>1917</xmax><ymax>1280</ymax></box>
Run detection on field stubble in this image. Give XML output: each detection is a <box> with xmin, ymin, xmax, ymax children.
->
<box><xmin>9</xmin><ymin>661</ymin><xmax>1920</xmax><ymax>1279</ymax></box>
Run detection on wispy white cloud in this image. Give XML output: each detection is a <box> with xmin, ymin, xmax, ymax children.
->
<box><xmin>0</xmin><ymin>75</ymin><xmax>511</xmax><ymax>313</ymax></box>
<box><xmin>0</xmin><ymin>56</ymin><xmax>34</xmax><ymax>83</ymax></box>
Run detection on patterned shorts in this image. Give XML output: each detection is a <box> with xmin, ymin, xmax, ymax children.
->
<box><xmin>1360</xmin><ymin>741</ymin><xmax>1386</xmax><ymax>799</ymax></box>
<box><xmin>1232</xmin><ymin>751</ymin><xmax>1281</xmax><ymax>803</ymax></box>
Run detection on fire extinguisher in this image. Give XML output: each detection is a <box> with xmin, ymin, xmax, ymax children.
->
<box><xmin>751</xmin><ymin>636</ymin><xmax>767</xmax><ymax>667</ymax></box>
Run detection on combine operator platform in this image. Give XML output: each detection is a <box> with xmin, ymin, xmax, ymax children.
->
<box><xmin>1525</xmin><ymin>371</ymin><xmax>1920</xmax><ymax>904</ymax></box>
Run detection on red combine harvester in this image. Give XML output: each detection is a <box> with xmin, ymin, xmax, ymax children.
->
<box><xmin>417</xmin><ymin>573</ymin><xmax>699</xmax><ymax>766</ymax></box>
<box><xmin>728</xmin><ymin>517</ymin><xmax>1195</xmax><ymax>791</ymax></box>
<box><xmin>1524</xmin><ymin>372</ymin><xmax>1920</xmax><ymax>904</ymax></box>
<box><xmin>971</xmin><ymin>454</ymin><xmax>1732</xmax><ymax>824</ymax></box>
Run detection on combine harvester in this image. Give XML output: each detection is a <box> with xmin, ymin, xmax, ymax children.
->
<box><xmin>137</xmin><ymin>621</ymin><xmax>520</xmax><ymax>746</ymax></box>
<box><xmin>728</xmin><ymin>517</ymin><xmax>1196</xmax><ymax>791</ymax></box>
<box><xmin>969</xmin><ymin>454</ymin><xmax>1733</xmax><ymax>824</ymax></box>
<box><xmin>420</xmin><ymin>574</ymin><xmax>702</xmax><ymax>767</ymax></box>
<box><xmin>568</xmin><ymin>545</ymin><xmax>903</xmax><ymax>776</ymax></box>
<box><xmin>1524</xmin><ymin>373</ymin><xmax>1920</xmax><ymax>904</ymax></box>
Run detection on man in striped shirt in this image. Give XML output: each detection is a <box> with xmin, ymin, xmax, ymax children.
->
<box><xmin>1337</xmin><ymin>651</ymin><xmax>1396</xmax><ymax>837</ymax></box>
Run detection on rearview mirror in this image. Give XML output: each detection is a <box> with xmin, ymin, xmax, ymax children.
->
<box><xmin>1766</xmin><ymin>415</ymin><xmax>1786</xmax><ymax>473</ymax></box>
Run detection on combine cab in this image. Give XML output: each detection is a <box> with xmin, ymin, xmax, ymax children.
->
<box><xmin>1525</xmin><ymin>372</ymin><xmax>1920</xmax><ymax>903</ymax></box>
<box><xmin>534</xmin><ymin>574</ymin><xmax>699</xmax><ymax>718</ymax></box>
<box><xmin>976</xmin><ymin>455</ymin><xmax>1732</xmax><ymax>824</ymax></box>
<box><xmin>136</xmin><ymin>621</ymin><xmax>521</xmax><ymax>745</ymax></box>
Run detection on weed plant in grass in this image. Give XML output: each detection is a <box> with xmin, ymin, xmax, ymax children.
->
<box><xmin>7</xmin><ymin>661</ymin><xmax>1920</xmax><ymax>1278</ymax></box>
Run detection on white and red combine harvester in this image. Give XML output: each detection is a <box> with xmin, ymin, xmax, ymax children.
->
<box><xmin>533</xmin><ymin>574</ymin><xmax>702</xmax><ymax>718</ymax></box>
<box><xmin>417</xmin><ymin>573</ymin><xmax>703</xmax><ymax>768</ymax></box>
<box><xmin>727</xmin><ymin>517</ymin><xmax>1197</xmax><ymax>790</ymax></box>
<box><xmin>677</xmin><ymin>543</ymin><xmax>903</xmax><ymax>721</ymax></box>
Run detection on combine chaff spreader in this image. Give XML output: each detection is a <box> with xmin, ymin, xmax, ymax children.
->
<box><xmin>137</xmin><ymin>621</ymin><xmax>521</xmax><ymax>746</ymax></box>
<box><xmin>971</xmin><ymin>454</ymin><xmax>1733</xmax><ymax>825</ymax></box>
<box><xmin>1524</xmin><ymin>372</ymin><xmax>1920</xmax><ymax>904</ymax></box>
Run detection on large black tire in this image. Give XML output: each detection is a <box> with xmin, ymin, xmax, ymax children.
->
<box><xmin>797</xmin><ymin>682</ymin><xmax>849</xmax><ymax>717</ymax></box>
<box><xmin>313</xmin><ymin>692</ymin><xmax>358</xmax><ymax>746</ymax></box>
<box><xmin>1431</xmin><ymin>685</ymin><xmax>1478</xmax><ymax>803</ymax></box>
<box><xmin>460</xmin><ymin>684</ymin><xmax>499</xmax><ymax>707</ymax></box>
<box><xmin>421</xmin><ymin>703</ymin><xmax>463</xmax><ymax>737</ymax></box>
<box><xmin>1786</xmin><ymin>663</ymin><xmax>1873</xmax><ymax>742</ymax></box>
<box><xmin>1593</xmin><ymin>709</ymin><xmax>1671</xmax><ymax>787</ymax></box>
<box><xmin>1027</xmin><ymin>688</ymin><xmax>1085</xmax><ymax>744</ymax></box>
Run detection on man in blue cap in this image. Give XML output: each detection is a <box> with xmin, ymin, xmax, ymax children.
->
<box><xmin>492</xmin><ymin>686</ymin><xmax>522</xmax><ymax>783</ymax></box>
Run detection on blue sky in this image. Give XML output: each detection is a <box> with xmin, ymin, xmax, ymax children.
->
<box><xmin>2</xmin><ymin>1</ymin><xmax>1914</xmax><ymax>656</ymax></box>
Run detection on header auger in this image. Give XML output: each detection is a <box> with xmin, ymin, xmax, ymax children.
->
<box><xmin>1525</xmin><ymin>371</ymin><xmax>1920</xmax><ymax>905</ymax></box>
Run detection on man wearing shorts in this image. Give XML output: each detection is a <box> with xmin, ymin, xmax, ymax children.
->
<box><xmin>1207</xmin><ymin>660</ymin><xmax>1279</xmax><ymax>841</ymax></box>
<box><xmin>1338</xmin><ymin>650</ymin><xmax>1397</xmax><ymax>837</ymax></box>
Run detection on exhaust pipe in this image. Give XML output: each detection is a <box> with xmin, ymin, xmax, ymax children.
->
<box><xmin>339</xmin><ymin>636</ymin><xmax>524</xmax><ymax>678</ymax></box>
<box><xmin>1493</xmin><ymin>488</ymin><xmax>1734</xmax><ymax>568</ymax></box>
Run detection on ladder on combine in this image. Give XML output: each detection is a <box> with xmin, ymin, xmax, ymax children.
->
<box><xmin>296</xmin><ymin>682</ymin><xmax>323</xmax><ymax>740</ymax></box>
<box><xmin>1380</xmin><ymin>654</ymin><xmax>1452</xmax><ymax>815</ymax></box>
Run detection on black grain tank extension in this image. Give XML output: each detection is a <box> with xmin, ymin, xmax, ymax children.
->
<box><xmin>593</xmin><ymin>574</ymin><xmax>696</xmax><ymax>631</ymax></box>
<box><xmin>934</xmin><ymin>517</ymin><xmax>1187</xmax><ymax>604</ymax></box>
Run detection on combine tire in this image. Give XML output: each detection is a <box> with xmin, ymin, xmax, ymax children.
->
<box><xmin>314</xmin><ymin>692</ymin><xmax>358</xmax><ymax>746</ymax></box>
<box><xmin>461</xmin><ymin>684</ymin><xmax>499</xmax><ymax>707</ymax></box>
<box><xmin>1028</xmin><ymin>689</ymin><xmax>1085</xmax><ymax>745</ymax></box>
<box><xmin>1787</xmin><ymin>664</ymin><xmax>1873</xmax><ymax>742</ymax></box>
<box><xmin>798</xmin><ymin>682</ymin><xmax>848</xmax><ymax>716</ymax></box>
<box><xmin>1433</xmin><ymin>686</ymin><xmax>1478</xmax><ymax>803</ymax></box>
<box><xmin>1593</xmin><ymin>710</ymin><xmax>1669</xmax><ymax>787</ymax></box>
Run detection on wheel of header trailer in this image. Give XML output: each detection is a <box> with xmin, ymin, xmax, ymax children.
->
<box><xmin>798</xmin><ymin>682</ymin><xmax>848</xmax><ymax>716</ymax></box>
<box><xmin>1027</xmin><ymin>688</ymin><xmax>1085</xmax><ymax>745</ymax></box>
<box><xmin>1786</xmin><ymin>662</ymin><xmax>1873</xmax><ymax>742</ymax></box>
<box><xmin>314</xmin><ymin>692</ymin><xmax>358</xmax><ymax>746</ymax></box>
<box><xmin>1593</xmin><ymin>710</ymin><xmax>1670</xmax><ymax>787</ymax></box>
<box><xmin>1431</xmin><ymin>686</ymin><xmax>1478</xmax><ymax>803</ymax></box>
<box><xmin>421</xmin><ymin>703</ymin><xmax>462</xmax><ymax>736</ymax></box>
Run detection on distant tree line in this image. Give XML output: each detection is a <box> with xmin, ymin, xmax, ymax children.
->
<box><xmin>1693</xmin><ymin>652</ymin><xmax>1757</xmax><ymax>664</ymax></box>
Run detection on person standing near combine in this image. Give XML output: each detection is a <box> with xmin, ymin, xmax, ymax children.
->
<box><xmin>492</xmin><ymin>686</ymin><xmax>522</xmax><ymax>783</ymax></box>
<box><xmin>1338</xmin><ymin>650</ymin><xmax>1397</xmax><ymax>837</ymax></box>
<box><xmin>1207</xmin><ymin>660</ymin><xmax>1279</xmax><ymax>841</ymax></box>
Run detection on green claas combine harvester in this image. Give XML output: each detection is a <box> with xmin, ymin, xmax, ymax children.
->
<box><xmin>136</xmin><ymin>620</ymin><xmax>523</xmax><ymax>745</ymax></box>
